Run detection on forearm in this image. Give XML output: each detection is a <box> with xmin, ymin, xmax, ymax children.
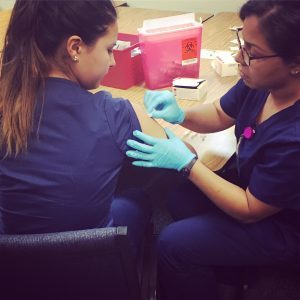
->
<box><xmin>188</xmin><ymin>160</ymin><xmax>254</xmax><ymax>222</ymax></box>
<box><xmin>181</xmin><ymin>102</ymin><xmax>234</xmax><ymax>133</ymax></box>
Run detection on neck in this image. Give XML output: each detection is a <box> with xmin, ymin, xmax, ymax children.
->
<box><xmin>48</xmin><ymin>70</ymin><xmax>72</xmax><ymax>81</ymax></box>
<box><xmin>47</xmin><ymin>56</ymin><xmax>77</xmax><ymax>83</ymax></box>
<box><xmin>270</xmin><ymin>79</ymin><xmax>300</xmax><ymax>106</ymax></box>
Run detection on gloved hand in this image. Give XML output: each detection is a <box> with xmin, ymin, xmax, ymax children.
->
<box><xmin>126</xmin><ymin>128</ymin><xmax>196</xmax><ymax>171</ymax></box>
<box><xmin>144</xmin><ymin>90</ymin><xmax>185</xmax><ymax>124</ymax></box>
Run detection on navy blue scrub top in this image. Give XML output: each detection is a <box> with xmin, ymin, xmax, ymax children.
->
<box><xmin>0</xmin><ymin>78</ymin><xmax>141</xmax><ymax>234</ymax></box>
<box><xmin>220</xmin><ymin>80</ymin><xmax>300</xmax><ymax>231</ymax></box>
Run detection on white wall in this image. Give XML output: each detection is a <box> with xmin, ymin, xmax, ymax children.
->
<box><xmin>0</xmin><ymin>0</ymin><xmax>246</xmax><ymax>13</ymax></box>
<box><xmin>126</xmin><ymin>0</ymin><xmax>246</xmax><ymax>14</ymax></box>
<box><xmin>0</xmin><ymin>0</ymin><xmax>15</xmax><ymax>10</ymax></box>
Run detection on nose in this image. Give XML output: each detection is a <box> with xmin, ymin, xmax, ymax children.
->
<box><xmin>234</xmin><ymin>48</ymin><xmax>246</xmax><ymax>66</ymax></box>
<box><xmin>234</xmin><ymin>49</ymin><xmax>243</xmax><ymax>64</ymax></box>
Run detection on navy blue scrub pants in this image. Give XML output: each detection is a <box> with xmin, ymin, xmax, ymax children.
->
<box><xmin>157</xmin><ymin>180</ymin><xmax>298</xmax><ymax>300</ymax></box>
<box><xmin>110</xmin><ymin>188</ymin><xmax>151</xmax><ymax>257</ymax></box>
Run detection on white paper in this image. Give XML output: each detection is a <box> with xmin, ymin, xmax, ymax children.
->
<box><xmin>142</xmin><ymin>13</ymin><xmax>197</xmax><ymax>31</ymax></box>
<box><xmin>216</xmin><ymin>52</ymin><xmax>236</xmax><ymax>63</ymax></box>
<box><xmin>201</xmin><ymin>49</ymin><xmax>234</xmax><ymax>60</ymax></box>
<box><xmin>230</xmin><ymin>46</ymin><xmax>239</xmax><ymax>51</ymax></box>
<box><xmin>230</xmin><ymin>38</ymin><xmax>244</xmax><ymax>46</ymax></box>
<box><xmin>113</xmin><ymin>40</ymin><xmax>131</xmax><ymax>50</ymax></box>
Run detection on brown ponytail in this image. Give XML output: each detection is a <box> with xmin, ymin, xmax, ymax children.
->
<box><xmin>0</xmin><ymin>0</ymin><xmax>48</xmax><ymax>156</ymax></box>
<box><xmin>0</xmin><ymin>0</ymin><xmax>117</xmax><ymax>156</ymax></box>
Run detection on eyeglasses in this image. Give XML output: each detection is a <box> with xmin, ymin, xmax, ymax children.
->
<box><xmin>235</xmin><ymin>28</ymin><xmax>280</xmax><ymax>66</ymax></box>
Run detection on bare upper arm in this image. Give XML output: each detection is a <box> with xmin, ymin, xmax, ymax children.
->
<box><xmin>131</xmin><ymin>103</ymin><xmax>167</xmax><ymax>139</ymax></box>
<box><xmin>213</xmin><ymin>99</ymin><xmax>235</xmax><ymax>129</ymax></box>
<box><xmin>132</xmin><ymin>103</ymin><xmax>198</xmax><ymax>156</ymax></box>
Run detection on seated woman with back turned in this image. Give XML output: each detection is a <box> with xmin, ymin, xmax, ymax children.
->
<box><xmin>0</xmin><ymin>0</ymin><xmax>165</xmax><ymax>256</ymax></box>
<box><xmin>126</xmin><ymin>0</ymin><xmax>300</xmax><ymax>299</ymax></box>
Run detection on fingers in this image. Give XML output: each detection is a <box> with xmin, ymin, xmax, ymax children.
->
<box><xmin>144</xmin><ymin>90</ymin><xmax>172</xmax><ymax>114</ymax></box>
<box><xmin>165</xmin><ymin>128</ymin><xmax>177</xmax><ymax>139</ymax></box>
<box><xmin>126</xmin><ymin>150</ymin><xmax>153</xmax><ymax>161</ymax></box>
<box><xmin>143</xmin><ymin>90</ymin><xmax>157</xmax><ymax>113</ymax></box>
<box><xmin>132</xmin><ymin>161</ymin><xmax>154</xmax><ymax>168</ymax></box>
<box><xmin>149</xmin><ymin>97</ymin><xmax>167</xmax><ymax>114</ymax></box>
<box><xmin>133</xmin><ymin>130</ymin><xmax>158</xmax><ymax>145</ymax></box>
<box><xmin>150</xmin><ymin>109</ymin><xmax>167</xmax><ymax>119</ymax></box>
<box><xmin>126</xmin><ymin>139</ymin><xmax>153</xmax><ymax>153</ymax></box>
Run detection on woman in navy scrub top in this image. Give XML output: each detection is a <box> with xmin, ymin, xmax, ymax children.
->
<box><xmin>126</xmin><ymin>0</ymin><xmax>300</xmax><ymax>299</ymax></box>
<box><xmin>0</xmin><ymin>0</ymin><xmax>165</xmax><ymax>256</ymax></box>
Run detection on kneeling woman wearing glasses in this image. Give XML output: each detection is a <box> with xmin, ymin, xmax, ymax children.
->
<box><xmin>126</xmin><ymin>1</ymin><xmax>300</xmax><ymax>299</ymax></box>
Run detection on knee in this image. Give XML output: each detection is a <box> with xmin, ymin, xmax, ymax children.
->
<box><xmin>157</xmin><ymin>214</ymin><xmax>233</xmax><ymax>270</ymax></box>
<box><xmin>113</xmin><ymin>188</ymin><xmax>152</xmax><ymax>218</ymax></box>
<box><xmin>157</xmin><ymin>223</ymin><xmax>189</xmax><ymax>273</ymax></box>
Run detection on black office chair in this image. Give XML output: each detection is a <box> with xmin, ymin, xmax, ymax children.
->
<box><xmin>0</xmin><ymin>226</ymin><xmax>152</xmax><ymax>300</ymax></box>
<box><xmin>217</xmin><ymin>265</ymin><xmax>300</xmax><ymax>300</ymax></box>
<box><xmin>238</xmin><ymin>266</ymin><xmax>300</xmax><ymax>300</ymax></box>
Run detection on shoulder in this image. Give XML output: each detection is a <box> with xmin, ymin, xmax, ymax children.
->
<box><xmin>220</xmin><ymin>79</ymin><xmax>267</xmax><ymax>118</ymax></box>
<box><xmin>267</xmin><ymin>101</ymin><xmax>300</xmax><ymax>143</ymax></box>
<box><xmin>92</xmin><ymin>91</ymin><xmax>138</xmax><ymax>126</ymax></box>
<box><xmin>44</xmin><ymin>77</ymin><xmax>95</xmax><ymax>106</ymax></box>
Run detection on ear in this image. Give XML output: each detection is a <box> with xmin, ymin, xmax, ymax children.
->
<box><xmin>290</xmin><ymin>68</ymin><xmax>300</xmax><ymax>77</ymax></box>
<box><xmin>289</xmin><ymin>60</ymin><xmax>300</xmax><ymax>77</ymax></box>
<box><xmin>66</xmin><ymin>35</ymin><xmax>83</xmax><ymax>58</ymax></box>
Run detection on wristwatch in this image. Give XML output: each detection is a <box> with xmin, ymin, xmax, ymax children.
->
<box><xmin>179</xmin><ymin>156</ymin><xmax>198</xmax><ymax>178</ymax></box>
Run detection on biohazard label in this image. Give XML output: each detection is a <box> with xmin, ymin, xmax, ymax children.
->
<box><xmin>182</xmin><ymin>38</ymin><xmax>198</xmax><ymax>65</ymax></box>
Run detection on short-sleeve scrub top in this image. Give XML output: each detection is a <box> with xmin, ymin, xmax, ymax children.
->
<box><xmin>220</xmin><ymin>79</ymin><xmax>300</xmax><ymax>234</ymax></box>
<box><xmin>0</xmin><ymin>78</ymin><xmax>141</xmax><ymax>234</ymax></box>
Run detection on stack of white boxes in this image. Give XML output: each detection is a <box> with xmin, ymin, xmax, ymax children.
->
<box><xmin>211</xmin><ymin>52</ymin><xmax>238</xmax><ymax>77</ymax></box>
<box><xmin>172</xmin><ymin>78</ymin><xmax>208</xmax><ymax>101</ymax></box>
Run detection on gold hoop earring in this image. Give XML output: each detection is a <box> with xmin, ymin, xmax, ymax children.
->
<box><xmin>72</xmin><ymin>55</ymin><xmax>79</xmax><ymax>62</ymax></box>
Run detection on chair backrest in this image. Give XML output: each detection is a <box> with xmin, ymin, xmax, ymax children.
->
<box><xmin>0</xmin><ymin>226</ymin><xmax>141</xmax><ymax>300</ymax></box>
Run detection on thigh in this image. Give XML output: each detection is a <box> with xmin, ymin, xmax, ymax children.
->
<box><xmin>167</xmin><ymin>163</ymin><xmax>242</xmax><ymax>221</ymax></box>
<box><xmin>167</xmin><ymin>180</ymin><xmax>218</xmax><ymax>221</ymax></box>
<box><xmin>158</xmin><ymin>211</ymin><xmax>293</xmax><ymax>271</ymax></box>
<box><xmin>110</xmin><ymin>188</ymin><xmax>152</xmax><ymax>256</ymax></box>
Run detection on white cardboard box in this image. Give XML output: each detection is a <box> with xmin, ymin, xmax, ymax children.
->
<box><xmin>211</xmin><ymin>52</ymin><xmax>238</xmax><ymax>77</ymax></box>
<box><xmin>172</xmin><ymin>78</ymin><xmax>208</xmax><ymax>101</ymax></box>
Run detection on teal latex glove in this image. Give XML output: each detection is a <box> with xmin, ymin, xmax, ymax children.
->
<box><xmin>144</xmin><ymin>90</ymin><xmax>185</xmax><ymax>124</ymax></box>
<box><xmin>126</xmin><ymin>128</ymin><xmax>196</xmax><ymax>171</ymax></box>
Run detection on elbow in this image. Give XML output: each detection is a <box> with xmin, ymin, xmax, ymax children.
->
<box><xmin>239</xmin><ymin>217</ymin><xmax>259</xmax><ymax>224</ymax></box>
<box><xmin>232</xmin><ymin>212</ymin><xmax>262</xmax><ymax>224</ymax></box>
<box><xmin>234</xmin><ymin>192</ymin><xmax>264</xmax><ymax>224</ymax></box>
<box><xmin>234</xmin><ymin>217</ymin><xmax>254</xmax><ymax>224</ymax></box>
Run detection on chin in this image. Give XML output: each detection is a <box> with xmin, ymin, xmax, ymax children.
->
<box><xmin>242</xmin><ymin>78</ymin><xmax>252</xmax><ymax>87</ymax></box>
<box><xmin>244</xmin><ymin>79</ymin><xmax>265</xmax><ymax>90</ymax></box>
<box><xmin>241</xmin><ymin>77</ymin><xmax>256</xmax><ymax>89</ymax></box>
<box><xmin>91</xmin><ymin>82</ymin><xmax>101</xmax><ymax>90</ymax></box>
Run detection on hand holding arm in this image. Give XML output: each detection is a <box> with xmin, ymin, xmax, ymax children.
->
<box><xmin>144</xmin><ymin>90</ymin><xmax>185</xmax><ymax>124</ymax></box>
<box><xmin>126</xmin><ymin>128</ymin><xmax>196</xmax><ymax>171</ymax></box>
